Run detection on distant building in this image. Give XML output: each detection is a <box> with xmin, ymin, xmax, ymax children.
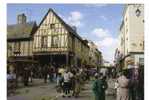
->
<box><xmin>87</xmin><ymin>40</ymin><xmax>102</xmax><ymax>68</ymax></box>
<box><xmin>115</xmin><ymin>4</ymin><xmax>144</xmax><ymax>69</ymax></box>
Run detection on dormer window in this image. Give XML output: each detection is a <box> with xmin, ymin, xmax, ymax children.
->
<box><xmin>136</xmin><ymin>9</ymin><xmax>141</xmax><ymax>17</ymax></box>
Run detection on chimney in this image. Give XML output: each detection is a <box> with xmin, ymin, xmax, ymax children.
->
<box><xmin>17</xmin><ymin>13</ymin><xmax>26</xmax><ymax>24</ymax></box>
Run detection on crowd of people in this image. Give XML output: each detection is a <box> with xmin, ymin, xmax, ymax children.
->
<box><xmin>7</xmin><ymin>63</ymin><xmax>91</xmax><ymax>97</ymax></box>
<box><xmin>56</xmin><ymin>66</ymin><xmax>90</xmax><ymax>98</ymax></box>
<box><xmin>91</xmin><ymin>63</ymin><xmax>144</xmax><ymax>100</ymax></box>
<box><xmin>7</xmin><ymin>62</ymin><xmax>144</xmax><ymax>100</ymax></box>
<box><xmin>114</xmin><ymin>64</ymin><xmax>144</xmax><ymax>100</ymax></box>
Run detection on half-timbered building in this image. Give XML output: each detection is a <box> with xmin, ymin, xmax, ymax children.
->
<box><xmin>7</xmin><ymin>9</ymin><xmax>102</xmax><ymax>70</ymax></box>
<box><xmin>33</xmin><ymin>9</ymin><xmax>89</xmax><ymax>67</ymax></box>
<box><xmin>7</xmin><ymin>13</ymin><xmax>37</xmax><ymax>72</ymax></box>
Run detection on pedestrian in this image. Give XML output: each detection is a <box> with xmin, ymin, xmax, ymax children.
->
<box><xmin>100</xmin><ymin>68</ymin><xmax>108</xmax><ymax>78</ymax></box>
<box><xmin>129</xmin><ymin>65</ymin><xmax>140</xmax><ymax>100</ymax></box>
<box><xmin>79</xmin><ymin>69</ymin><xmax>86</xmax><ymax>89</ymax></box>
<box><xmin>133</xmin><ymin>66</ymin><xmax>139</xmax><ymax>100</ymax></box>
<box><xmin>117</xmin><ymin>70</ymin><xmax>129</xmax><ymax>100</ymax></box>
<box><xmin>42</xmin><ymin>64</ymin><xmax>48</xmax><ymax>83</ymax></box>
<box><xmin>53</xmin><ymin>67</ymin><xmax>57</xmax><ymax>82</ymax></box>
<box><xmin>49</xmin><ymin>66</ymin><xmax>54</xmax><ymax>83</ymax></box>
<box><xmin>56</xmin><ymin>73</ymin><xmax>63</xmax><ymax>94</ymax></box>
<box><xmin>58</xmin><ymin>66</ymin><xmax>65</xmax><ymax>76</ymax></box>
<box><xmin>92</xmin><ymin>73</ymin><xmax>108</xmax><ymax>100</ymax></box>
<box><xmin>115</xmin><ymin>72</ymin><xmax>121</xmax><ymax>100</ymax></box>
<box><xmin>73</xmin><ymin>72</ymin><xmax>81</xmax><ymax>98</ymax></box>
<box><xmin>71</xmin><ymin>72</ymin><xmax>76</xmax><ymax>96</ymax></box>
<box><xmin>23</xmin><ymin>66</ymin><xmax>30</xmax><ymax>86</ymax></box>
<box><xmin>102</xmin><ymin>76</ymin><xmax>108</xmax><ymax>100</ymax></box>
<box><xmin>30</xmin><ymin>64</ymin><xmax>34</xmax><ymax>83</ymax></box>
<box><xmin>7</xmin><ymin>69</ymin><xmax>14</xmax><ymax>95</ymax></box>
<box><xmin>24</xmin><ymin>67</ymin><xmax>29</xmax><ymax>86</ymax></box>
<box><xmin>138</xmin><ymin>66</ymin><xmax>144</xmax><ymax>100</ymax></box>
<box><xmin>62</xmin><ymin>69</ymin><xmax>71</xmax><ymax>97</ymax></box>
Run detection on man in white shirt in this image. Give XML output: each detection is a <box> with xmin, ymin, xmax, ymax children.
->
<box><xmin>63</xmin><ymin>70</ymin><xmax>73</xmax><ymax>97</ymax></box>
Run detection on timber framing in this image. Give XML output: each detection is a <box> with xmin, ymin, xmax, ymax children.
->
<box><xmin>7</xmin><ymin>8</ymin><xmax>101</xmax><ymax>68</ymax></box>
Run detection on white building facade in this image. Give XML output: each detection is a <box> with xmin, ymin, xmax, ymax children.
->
<box><xmin>117</xmin><ymin>4</ymin><xmax>144</xmax><ymax>69</ymax></box>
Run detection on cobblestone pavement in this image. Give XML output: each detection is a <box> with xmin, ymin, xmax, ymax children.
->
<box><xmin>8</xmin><ymin>78</ymin><xmax>116</xmax><ymax>100</ymax></box>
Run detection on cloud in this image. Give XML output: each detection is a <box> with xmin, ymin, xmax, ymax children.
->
<box><xmin>91</xmin><ymin>27</ymin><xmax>118</xmax><ymax>63</ymax></box>
<box><xmin>68</xmin><ymin>11</ymin><xmax>83</xmax><ymax>21</ymax></box>
<box><xmin>95</xmin><ymin>37</ymin><xmax>118</xmax><ymax>63</ymax></box>
<box><xmin>64</xmin><ymin>11</ymin><xmax>84</xmax><ymax>27</ymax></box>
<box><xmin>99</xmin><ymin>37</ymin><xmax>118</xmax><ymax>47</ymax></box>
<box><xmin>91</xmin><ymin>28</ymin><xmax>109</xmax><ymax>38</ymax></box>
<box><xmin>100</xmin><ymin>15</ymin><xmax>107</xmax><ymax>21</ymax></box>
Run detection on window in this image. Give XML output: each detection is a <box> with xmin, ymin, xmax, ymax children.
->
<box><xmin>125</xmin><ymin>17</ymin><xmax>127</xmax><ymax>22</ymax></box>
<box><xmin>136</xmin><ymin>9</ymin><xmax>141</xmax><ymax>17</ymax></box>
<box><xmin>126</xmin><ymin>28</ymin><xmax>128</xmax><ymax>33</ymax></box>
<box><xmin>41</xmin><ymin>36</ymin><xmax>47</xmax><ymax>48</ymax></box>
<box><xmin>139</xmin><ymin>58</ymin><xmax>144</xmax><ymax>65</ymax></box>
<box><xmin>132</xmin><ymin>43</ymin><xmax>137</xmax><ymax>47</ymax></box>
<box><xmin>14</xmin><ymin>42</ymin><xmax>20</xmax><ymax>54</ymax></box>
<box><xmin>51</xmin><ymin>35</ymin><xmax>59</xmax><ymax>47</ymax></box>
<box><xmin>44</xmin><ymin>24</ymin><xmax>47</xmax><ymax>26</ymax></box>
<box><xmin>121</xmin><ymin>38</ymin><xmax>123</xmax><ymax>45</ymax></box>
<box><xmin>126</xmin><ymin>37</ymin><xmax>128</xmax><ymax>41</ymax></box>
<box><xmin>7</xmin><ymin>43</ymin><xmax>12</xmax><ymax>51</ymax></box>
<box><xmin>55</xmin><ymin>28</ymin><xmax>59</xmax><ymax>33</ymax></box>
<box><xmin>50</xmin><ymin>23</ymin><xmax>55</xmax><ymax>29</ymax></box>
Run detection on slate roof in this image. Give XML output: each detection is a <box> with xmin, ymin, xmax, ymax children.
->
<box><xmin>7</xmin><ymin>21</ymin><xmax>37</xmax><ymax>40</ymax></box>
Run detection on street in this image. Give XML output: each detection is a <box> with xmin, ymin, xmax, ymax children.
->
<box><xmin>8</xmin><ymin>79</ymin><xmax>116</xmax><ymax>100</ymax></box>
<box><xmin>3</xmin><ymin>4</ymin><xmax>144</xmax><ymax>100</ymax></box>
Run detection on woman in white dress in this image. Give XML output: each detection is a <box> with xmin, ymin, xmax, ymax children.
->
<box><xmin>117</xmin><ymin>71</ymin><xmax>129</xmax><ymax>100</ymax></box>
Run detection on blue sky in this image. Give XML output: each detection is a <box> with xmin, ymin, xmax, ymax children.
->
<box><xmin>7</xmin><ymin>4</ymin><xmax>124</xmax><ymax>63</ymax></box>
